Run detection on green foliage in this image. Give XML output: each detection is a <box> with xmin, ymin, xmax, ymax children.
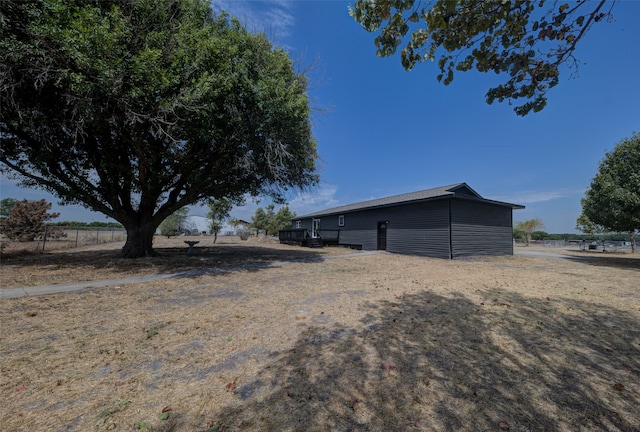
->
<box><xmin>271</xmin><ymin>206</ymin><xmax>297</xmax><ymax>234</ymax></box>
<box><xmin>207</xmin><ymin>197</ymin><xmax>234</xmax><ymax>242</ymax></box>
<box><xmin>0</xmin><ymin>198</ymin><xmax>18</xmax><ymax>217</ymax></box>
<box><xmin>536</xmin><ymin>232</ymin><xmax>628</xmax><ymax>242</ymax></box>
<box><xmin>531</xmin><ymin>231</ymin><xmax>548</xmax><ymax>241</ymax></box>
<box><xmin>228</xmin><ymin>217</ymin><xmax>249</xmax><ymax>240</ymax></box>
<box><xmin>87</xmin><ymin>221</ymin><xmax>123</xmax><ymax>228</ymax></box>
<box><xmin>0</xmin><ymin>0</ymin><xmax>318</xmax><ymax>257</ymax></box>
<box><xmin>0</xmin><ymin>199</ymin><xmax>63</xmax><ymax>241</ymax></box>
<box><xmin>514</xmin><ymin>218</ymin><xmax>544</xmax><ymax>246</ymax></box>
<box><xmin>50</xmin><ymin>221</ymin><xmax>124</xmax><ymax>228</ymax></box>
<box><xmin>250</xmin><ymin>204</ymin><xmax>296</xmax><ymax>236</ymax></box>
<box><xmin>349</xmin><ymin>0</ymin><xmax>615</xmax><ymax>115</ymax></box>
<box><xmin>251</xmin><ymin>205</ymin><xmax>273</xmax><ymax>236</ymax></box>
<box><xmin>575</xmin><ymin>212</ymin><xmax>607</xmax><ymax>236</ymax></box>
<box><xmin>580</xmin><ymin>132</ymin><xmax>640</xmax><ymax>252</ymax></box>
<box><xmin>228</xmin><ymin>218</ymin><xmax>241</xmax><ymax>230</ymax></box>
<box><xmin>158</xmin><ymin>207</ymin><xmax>189</xmax><ymax>238</ymax></box>
<box><xmin>512</xmin><ymin>226</ymin><xmax>525</xmax><ymax>242</ymax></box>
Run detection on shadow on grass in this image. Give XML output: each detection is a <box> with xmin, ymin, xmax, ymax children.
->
<box><xmin>0</xmin><ymin>244</ymin><xmax>332</xmax><ymax>278</ymax></box>
<box><xmin>564</xmin><ymin>252</ymin><xmax>640</xmax><ymax>271</ymax></box>
<box><xmin>209</xmin><ymin>289</ymin><xmax>640</xmax><ymax>431</ymax></box>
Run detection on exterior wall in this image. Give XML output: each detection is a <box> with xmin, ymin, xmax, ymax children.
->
<box><xmin>291</xmin><ymin>218</ymin><xmax>313</xmax><ymax>231</ymax></box>
<box><xmin>326</xmin><ymin>208</ymin><xmax>381</xmax><ymax>250</ymax></box>
<box><xmin>300</xmin><ymin>200</ymin><xmax>450</xmax><ymax>258</ymax></box>
<box><xmin>296</xmin><ymin>198</ymin><xmax>515</xmax><ymax>259</ymax></box>
<box><xmin>450</xmin><ymin>200</ymin><xmax>513</xmax><ymax>257</ymax></box>
<box><xmin>385</xmin><ymin>201</ymin><xmax>450</xmax><ymax>258</ymax></box>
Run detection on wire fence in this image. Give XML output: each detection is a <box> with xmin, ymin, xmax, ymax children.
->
<box><xmin>514</xmin><ymin>239</ymin><xmax>634</xmax><ymax>252</ymax></box>
<box><xmin>0</xmin><ymin>225</ymin><xmax>126</xmax><ymax>253</ymax></box>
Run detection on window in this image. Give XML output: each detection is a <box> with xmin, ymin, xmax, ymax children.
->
<box><xmin>295</xmin><ymin>220</ymin><xmax>301</xmax><ymax>229</ymax></box>
<box><xmin>338</xmin><ymin>215</ymin><xmax>345</xmax><ymax>227</ymax></box>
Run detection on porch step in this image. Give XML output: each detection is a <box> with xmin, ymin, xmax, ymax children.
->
<box><xmin>310</xmin><ymin>238</ymin><xmax>323</xmax><ymax>248</ymax></box>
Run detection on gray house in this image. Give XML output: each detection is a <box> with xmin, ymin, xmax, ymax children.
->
<box><xmin>279</xmin><ymin>183</ymin><xmax>524</xmax><ymax>259</ymax></box>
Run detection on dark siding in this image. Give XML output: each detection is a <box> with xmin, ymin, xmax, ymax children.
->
<box><xmin>340</xmin><ymin>230</ymin><xmax>377</xmax><ymax>249</ymax></box>
<box><xmin>450</xmin><ymin>200</ymin><xmax>513</xmax><ymax>257</ymax></box>
<box><xmin>386</xmin><ymin>201</ymin><xmax>450</xmax><ymax>258</ymax></box>
<box><xmin>298</xmin><ymin>198</ymin><xmax>515</xmax><ymax>259</ymax></box>
<box><xmin>335</xmin><ymin>209</ymin><xmax>385</xmax><ymax>250</ymax></box>
<box><xmin>306</xmin><ymin>200</ymin><xmax>450</xmax><ymax>258</ymax></box>
<box><xmin>292</xmin><ymin>219</ymin><xmax>313</xmax><ymax>231</ymax></box>
<box><xmin>316</xmin><ymin>216</ymin><xmax>340</xmax><ymax>230</ymax></box>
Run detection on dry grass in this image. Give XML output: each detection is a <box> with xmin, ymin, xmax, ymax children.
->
<box><xmin>1</xmin><ymin>239</ymin><xmax>639</xmax><ymax>431</ymax></box>
<box><xmin>0</xmin><ymin>228</ymin><xmax>127</xmax><ymax>255</ymax></box>
<box><xmin>0</xmin><ymin>235</ymin><xmax>353</xmax><ymax>289</ymax></box>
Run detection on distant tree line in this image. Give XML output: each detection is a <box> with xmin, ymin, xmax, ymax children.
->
<box><xmin>514</xmin><ymin>217</ymin><xmax>631</xmax><ymax>245</ymax></box>
<box><xmin>522</xmin><ymin>232</ymin><xmax>632</xmax><ymax>242</ymax></box>
<box><xmin>49</xmin><ymin>221</ymin><xmax>124</xmax><ymax>228</ymax></box>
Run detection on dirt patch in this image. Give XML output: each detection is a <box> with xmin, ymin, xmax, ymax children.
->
<box><xmin>1</xmin><ymin>241</ymin><xmax>639</xmax><ymax>431</ymax></box>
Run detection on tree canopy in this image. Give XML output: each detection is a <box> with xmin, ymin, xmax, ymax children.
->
<box><xmin>0</xmin><ymin>198</ymin><xmax>18</xmax><ymax>217</ymax></box>
<box><xmin>575</xmin><ymin>212</ymin><xmax>606</xmax><ymax>236</ymax></box>
<box><xmin>158</xmin><ymin>207</ymin><xmax>190</xmax><ymax>238</ymax></box>
<box><xmin>270</xmin><ymin>205</ymin><xmax>296</xmax><ymax>234</ymax></box>
<box><xmin>0</xmin><ymin>0</ymin><xmax>318</xmax><ymax>257</ymax></box>
<box><xmin>0</xmin><ymin>199</ymin><xmax>62</xmax><ymax>241</ymax></box>
<box><xmin>349</xmin><ymin>0</ymin><xmax>614</xmax><ymax>115</ymax></box>
<box><xmin>514</xmin><ymin>218</ymin><xmax>544</xmax><ymax>246</ymax></box>
<box><xmin>251</xmin><ymin>205</ymin><xmax>273</xmax><ymax>236</ymax></box>
<box><xmin>207</xmin><ymin>197</ymin><xmax>233</xmax><ymax>243</ymax></box>
<box><xmin>579</xmin><ymin>132</ymin><xmax>640</xmax><ymax>253</ymax></box>
<box><xmin>250</xmin><ymin>204</ymin><xmax>295</xmax><ymax>237</ymax></box>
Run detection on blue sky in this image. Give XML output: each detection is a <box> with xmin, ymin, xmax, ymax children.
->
<box><xmin>2</xmin><ymin>0</ymin><xmax>639</xmax><ymax>233</ymax></box>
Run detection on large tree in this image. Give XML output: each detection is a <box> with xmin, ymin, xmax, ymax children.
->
<box><xmin>580</xmin><ymin>132</ymin><xmax>640</xmax><ymax>253</ymax></box>
<box><xmin>269</xmin><ymin>205</ymin><xmax>296</xmax><ymax>235</ymax></box>
<box><xmin>251</xmin><ymin>204</ymin><xmax>274</xmax><ymax>236</ymax></box>
<box><xmin>0</xmin><ymin>0</ymin><xmax>317</xmax><ymax>257</ymax></box>
<box><xmin>349</xmin><ymin>0</ymin><xmax>615</xmax><ymax>115</ymax></box>
<box><xmin>250</xmin><ymin>204</ymin><xmax>295</xmax><ymax>237</ymax></box>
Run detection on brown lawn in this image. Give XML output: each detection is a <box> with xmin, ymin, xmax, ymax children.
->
<box><xmin>1</xmin><ymin>237</ymin><xmax>639</xmax><ymax>431</ymax></box>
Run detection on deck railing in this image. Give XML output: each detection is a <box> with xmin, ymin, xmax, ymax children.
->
<box><xmin>279</xmin><ymin>229</ymin><xmax>310</xmax><ymax>244</ymax></box>
<box><xmin>278</xmin><ymin>229</ymin><xmax>341</xmax><ymax>247</ymax></box>
<box><xmin>318</xmin><ymin>230</ymin><xmax>339</xmax><ymax>242</ymax></box>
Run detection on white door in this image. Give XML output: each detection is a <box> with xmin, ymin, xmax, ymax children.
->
<box><xmin>312</xmin><ymin>219</ymin><xmax>320</xmax><ymax>238</ymax></box>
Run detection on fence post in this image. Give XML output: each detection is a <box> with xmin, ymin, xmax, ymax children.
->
<box><xmin>75</xmin><ymin>228</ymin><xmax>79</xmax><ymax>247</ymax></box>
<box><xmin>96</xmin><ymin>227</ymin><xmax>100</xmax><ymax>244</ymax></box>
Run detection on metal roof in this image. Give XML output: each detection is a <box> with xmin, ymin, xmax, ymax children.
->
<box><xmin>296</xmin><ymin>183</ymin><xmax>524</xmax><ymax>219</ymax></box>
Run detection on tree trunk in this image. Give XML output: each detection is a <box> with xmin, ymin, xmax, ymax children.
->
<box><xmin>630</xmin><ymin>231</ymin><xmax>637</xmax><ymax>254</ymax></box>
<box><xmin>119</xmin><ymin>222</ymin><xmax>158</xmax><ymax>258</ymax></box>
